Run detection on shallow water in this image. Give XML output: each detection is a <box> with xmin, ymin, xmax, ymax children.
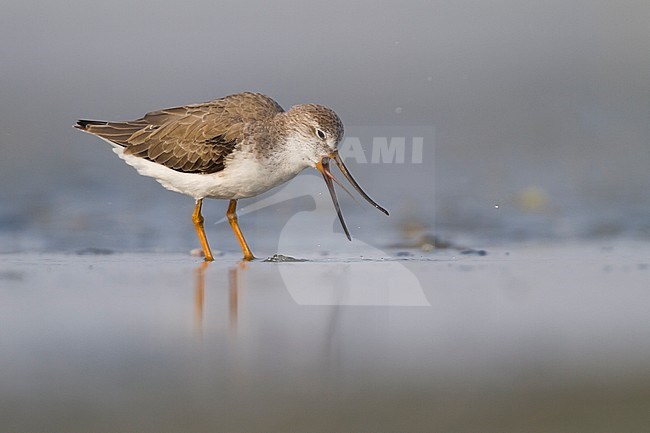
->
<box><xmin>1</xmin><ymin>242</ymin><xmax>650</xmax><ymax>432</ymax></box>
<box><xmin>2</xmin><ymin>2</ymin><xmax>650</xmax><ymax>429</ymax></box>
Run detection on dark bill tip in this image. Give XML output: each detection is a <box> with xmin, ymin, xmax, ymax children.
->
<box><xmin>333</xmin><ymin>154</ymin><xmax>389</xmax><ymax>216</ymax></box>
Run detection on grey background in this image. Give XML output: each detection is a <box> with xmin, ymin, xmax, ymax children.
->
<box><xmin>1</xmin><ymin>0</ymin><xmax>649</xmax><ymax>253</ymax></box>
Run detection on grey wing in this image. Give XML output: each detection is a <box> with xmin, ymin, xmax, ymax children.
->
<box><xmin>75</xmin><ymin>92</ymin><xmax>284</xmax><ymax>174</ymax></box>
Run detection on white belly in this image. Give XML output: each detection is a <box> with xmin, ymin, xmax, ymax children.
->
<box><xmin>110</xmin><ymin>143</ymin><xmax>306</xmax><ymax>200</ymax></box>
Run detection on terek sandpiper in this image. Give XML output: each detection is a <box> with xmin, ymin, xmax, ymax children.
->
<box><xmin>75</xmin><ymin>92</ymin><xmax>388</xmax><ymax>261</ymax></box>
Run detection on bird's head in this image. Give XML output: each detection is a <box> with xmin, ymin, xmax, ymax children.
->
<box><xmin>284</xmin><ymin>103</ymin><xmax>344</xmax><ymax>161</ymax></box>
<box><xmin>283</xmin><ymin>104</ymin><xmax>389</xmax><ymax>240</ymax></box>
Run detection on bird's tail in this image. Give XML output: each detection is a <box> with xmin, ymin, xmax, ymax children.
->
<box><xmin>74</xmin><ymin>119</ymin><xmax>108</xmax><ymax>131</ymax></box>
<box><xmin>74</xmin><ymin>119</ymin><xmax>146</xmax><ymax>147</ymax></box>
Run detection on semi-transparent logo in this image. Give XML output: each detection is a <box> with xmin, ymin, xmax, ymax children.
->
<box><xmin>219</xmin><ymin>126</ymin><xmax>435</xmax><ymax>306</ymax></box>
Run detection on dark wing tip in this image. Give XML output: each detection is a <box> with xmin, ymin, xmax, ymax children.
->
<box><xmin>74</xmin><ymin>119</ymin><xmax>108</xmax><ymax>130</ymax></box>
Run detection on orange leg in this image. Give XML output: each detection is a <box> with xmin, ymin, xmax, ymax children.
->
<box><xmin>227</xmin><ymin>199</ymin><xmax>255</xmax><ymax>261</ymax></box>
<box><xmin>192</xmin><ymin>199</ymin><xmax>214</xmax><ymax>262</ymax></box>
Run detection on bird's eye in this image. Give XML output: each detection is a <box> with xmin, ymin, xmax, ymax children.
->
<box><xmin>316</xmin><ymin>129</ymin><xmax>326</xmax><ymax>140</ymax></box>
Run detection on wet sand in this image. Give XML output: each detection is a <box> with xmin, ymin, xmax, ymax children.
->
<box><xmin>1</xmin><ymin>241</ymin><xmax>650</xmax><ymax>432</ymax></box>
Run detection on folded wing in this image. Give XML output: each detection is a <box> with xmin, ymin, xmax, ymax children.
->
<box><xmin>75</xmin><ymin>92</ymin><xmax>283</xmax><ymax>174</ymax></box>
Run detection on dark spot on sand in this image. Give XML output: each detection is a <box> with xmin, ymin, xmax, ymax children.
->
<box><xmin>76</xmin><ymin>247</ymin><xmax>114</xmax><ymax>256</ymax></box>
<box><xmin>460</xmin><ymin>249</ymin><xmax>487</xmax><ymax>256</ymax></box>
<box><xmin>263</xmin><ymin>254</ymin><xmax>308</xmax><ymax>262</ymax></box>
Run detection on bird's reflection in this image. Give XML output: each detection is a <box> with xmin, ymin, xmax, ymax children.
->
<box><xmin>193</xmin><ymin>261</ymin><xmax>243</xmax><ymax>335</ymax></box>
<box><xmin>194</xmin><ymin>262</ymin><xmax>208</xmax><ymax>333</ymax></box>
<box><xmin>228</xmin><ymin>267</ymin><xmax>239</xmax><ymax>330</ymax></box>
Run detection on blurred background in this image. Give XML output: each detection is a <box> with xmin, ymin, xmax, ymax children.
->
<box><xmin>1</xmin><ymin>0</ymin><xmax>649</xmax><ymax>252</ymax></box>
<box><xmin>2</xmin><ymin>3</ymin><xmax>650</xmax><ymax>431</ymax></box>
